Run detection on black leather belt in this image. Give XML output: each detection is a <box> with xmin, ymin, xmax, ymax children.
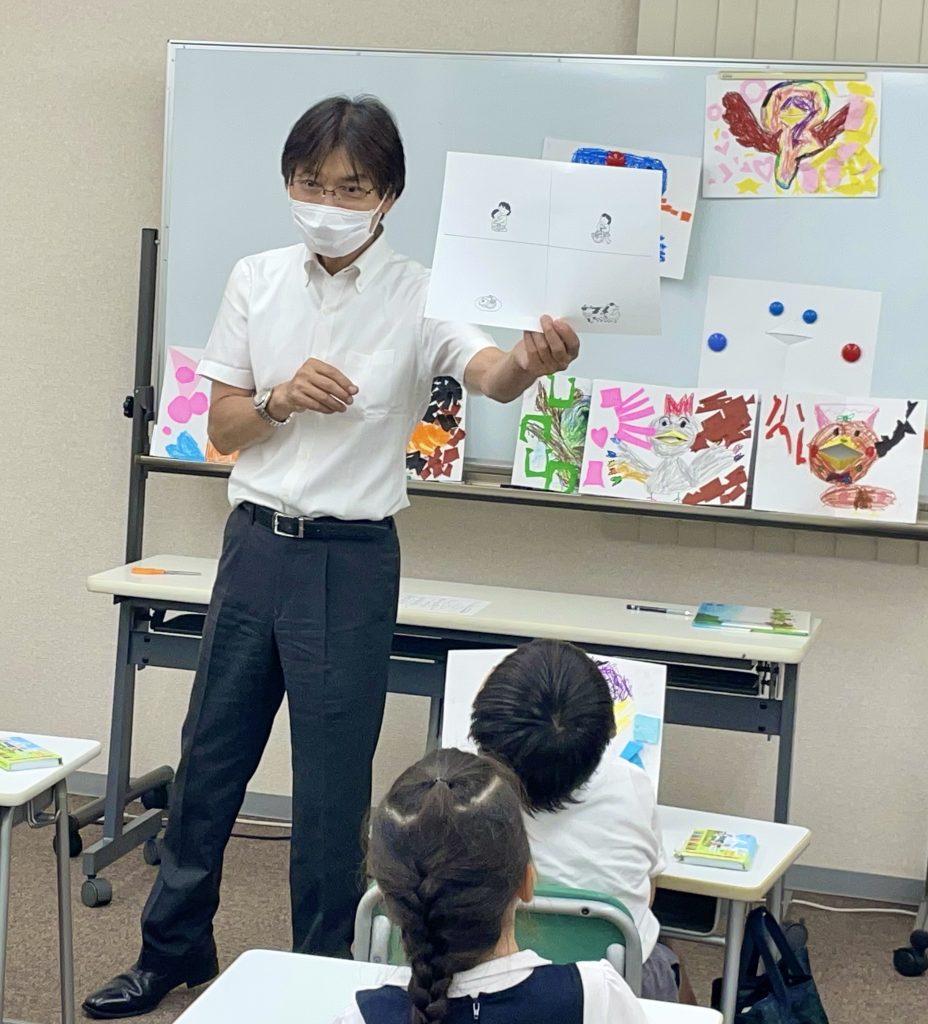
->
<box><xmin>242</xmin><ymin>502</ymin><xmax>394</xmax><ymax>540</ymax></box>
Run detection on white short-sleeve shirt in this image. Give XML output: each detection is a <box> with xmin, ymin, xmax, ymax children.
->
<box><xmin>198</xmin><ymin>235</ymin><xmax>495</xmax><ymax>520</ymax></box>
<box><xmin>523</xmin><ymin>757</ymin><xmax>667</xmax><ymax>960</ymax></box>
<box><xmin>332</xmin><ymin>950</ymin><xmax>648</xmax><ymax>1024</ymax></box>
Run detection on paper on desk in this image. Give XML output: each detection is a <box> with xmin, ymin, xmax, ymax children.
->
<box><xmin>425</xmin><ymin>152</ymin><xmax>662</xmax><ymax>335</ymax></box>
<box><xmin>398</xmin><ymin>594</ymin><xmax>491</xmax><ymax>616</ymax></box>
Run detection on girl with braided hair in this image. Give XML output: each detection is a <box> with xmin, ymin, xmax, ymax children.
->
<box><xmin>334</xmin><ymin>748</ymin><xmax>646</xmax><ymax>1024</ymax></box>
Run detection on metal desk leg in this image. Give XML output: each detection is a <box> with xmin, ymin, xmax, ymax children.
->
<box><xmin>54</xmin><ymin>783</ymin><xmax>75</xmax><ymax>1024</ymax></box>
<box><xmin>0</xmin><ymin>807</ymin><xmax>12</xmax><ymax>1020</ymax></box>
<box><xmin>425</xmin><ymin>694</ymin><xmax>443</xmax><ymax>753</ymax></box>
<box><xmin>771</xmin><ymin>662</ymin><xmax>799</xmax><ymax>918</ymax></box>
<box><xmin>720</xmin><ymin>900</ymin><xmax>747</xmax><ymax>1024</ymax></box>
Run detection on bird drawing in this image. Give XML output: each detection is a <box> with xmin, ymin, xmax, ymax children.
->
<box><xmin>722</xmin><ymin>80</ymin><xmax>849</xmax><ymax>190</ymax></box>
<box><xmin>606</xmin><ymin>394</ymin><xmax>741</xmax><ymax>503</ymax></box>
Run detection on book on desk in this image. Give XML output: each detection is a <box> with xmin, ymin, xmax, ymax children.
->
<box><xmin>0</xmin><ymin>735</ymin><xmax>62</xmax><ymax>772</ymax></box>
<box><xmin>692</xmin><ymin>603</ymin><xmax>811</xmax><ymax>637</ymax></box>
<box><xmin>674</xmin><ymin>829</ymin><xmax>758</xmax><ymax>871</ymax></box>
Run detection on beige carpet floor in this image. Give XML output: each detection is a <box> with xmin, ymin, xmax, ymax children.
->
<box><xmin>2</xmin><ymin>799</ymin><xmax>925</xmax><ymax>1022</ymax></box>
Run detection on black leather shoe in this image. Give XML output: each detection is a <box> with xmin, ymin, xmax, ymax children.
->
<box><xmin>82</xmin><ymin>956</ymin><xmax>218</xmax><ymax>1019</ymax></box>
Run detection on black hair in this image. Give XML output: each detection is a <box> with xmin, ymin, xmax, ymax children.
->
<box><xmin>497</xmin><ymin>201</ymin><xmax>511</xmax><ymax>213</ymax></box>
<box><xmin>281</xmin><ymin>95</ymin><xmax>405</xmax><ymax>199</ymax></box>
<box><xmin>367</xmin><ymin>749</ymin><xmax>530</xmax><ymax>1024</ymax></box>
<box><xmin>600</xmin><ymin>212</ymin><xmax>612</xmax><ymax>223</ymax></box>
<box><xmin>470</xmin><ymin>639</ymin><xmax>616</xmax><ymax>814</ymax></box>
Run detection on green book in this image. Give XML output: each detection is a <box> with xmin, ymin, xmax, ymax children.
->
<box><xmin>693</xmin><ymin>603</ymin><xmax>811</xmax><ymax>637</ymax></box>
<box><xmin>0</xmin><ymin>735</ymin><xmax>62</xmax><ymax>772</ymax></box>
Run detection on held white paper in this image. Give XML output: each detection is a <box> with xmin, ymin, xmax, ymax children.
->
<box><xmin>752</xmin><ymin>393</ymin><xmax>925</xmax><ymax>524</ymax></box>
<box><xmin>425</xmin><ymin>152</ymin><xmax>662</xmax><ymax>335</ymax></box>
<box><xmin>699</xmin><ymin>276</ymin><xmax>881</xmax><ymax>395</ymax></box>
<box><xmin>151</xmin><ymin>347</ymin><xmax>212</xmax><ymax>461</ymax></box>
<box><xmin>442</xmin><ymin>649</ymin><xmax>667</xmax><ymax>788</ymax></box>
<box><xmin>543</xmin><ymin>137</ymin><xmax>701</xmax><ymax>280</ymax></box>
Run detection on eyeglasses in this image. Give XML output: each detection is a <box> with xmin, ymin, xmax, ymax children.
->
<box><xmin>291</xmin><ymin>178</ymin><xmax>377</xmax><ymax>204</ymax></box>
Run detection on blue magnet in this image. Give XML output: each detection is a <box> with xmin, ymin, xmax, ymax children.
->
<box><xmin>769</xmin><ymin>301</ymin><xmax>784</xmax><ymax>316</ymax></box>
<box><xmin>707</xmin><ymin>332</ymin><xmax>727</xmax><ymax>352</ymax></box>
<box><xmin>802</xmin><ymin>308</ymin><xmax>818</xmax><ymax>324</ymax></box>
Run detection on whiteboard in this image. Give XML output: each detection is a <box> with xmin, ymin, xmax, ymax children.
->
<box><xmin>159</xmin><ymin>43</ymin><xmax>928</xmax><ymax>487</ymax></box>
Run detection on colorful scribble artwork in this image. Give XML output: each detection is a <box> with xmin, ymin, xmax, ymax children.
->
<box><xmin>150</xmin><ymin>347</ymin><xmax>238</xmax><ymax>464</ymax></box>
<box><xmin>591</xmin><ymin>656</ymin><xmax>667</xmax><ymax>785</ymax></box>
<box><xmin>406</xmin><ymin>376</ymin><xmax>467</xmax><ymax>482</ymax></box>
<box><xmin>752</xmin><ymin>394</ymin><xmax>925</xmax><ymax>523</ymax></box>
<box><xmin>580</xmin><ymin>382</ymin><xmax>758</xmax><ymax>507</ymax></box>
<box><xmin>511</xmin><ymin>373</ymin><xmax>591</xmax><ymax>493</ymax></box>
<box><xmin>544</xmin><ymin>137</ymin><xmax>701</xmax><ymax>279</ymax></box>
<box><xmin>703</xmin><ymin>75</ymin><xmax>881</xmax><ymax>198</ymax></box>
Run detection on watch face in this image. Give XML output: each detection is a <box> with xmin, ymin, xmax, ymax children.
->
<box><xmin>254</xmin><ymin>389</ymin><xmax>270</xmax><ymax>409</ymax></box>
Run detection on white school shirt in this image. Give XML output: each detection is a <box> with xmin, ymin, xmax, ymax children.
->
<box><xmin>332</xmin><ymin>950</ymin><xmax>648</xmax><ymax>1024</ymax></box>
<box><xmin>523</xmin><ymin>757</ymin><xmax>667</xmax><ymax>960</ymax></box>
<box><xmin>198</xmin><ymin>235</ymin><xmax>495</xmax><ymax>520</ymax></box>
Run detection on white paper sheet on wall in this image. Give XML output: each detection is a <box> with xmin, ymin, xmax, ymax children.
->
<box><xmin>425</xmin><ymin>152</ymin><xmax>662</xmax><ymax>335</ymax></box>
<box><xmin>543</xmin><ymin>137</ymin><xmax>701</xmax><ymax>280</ymax></box>
<box><xmin>698</xmin><ymin>276</ymin><xmax>881</xmax><ymax>396</ymax></box>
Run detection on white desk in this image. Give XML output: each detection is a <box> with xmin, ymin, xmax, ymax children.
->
<box><xmin>174</xmin><ymin>949</ymin><xmax>723</xmax><ymax>1023</ymax></box>
<box><xmin>0</xmin><ymin>733</ymin><xmax>101</xmax><ymax>1024</ymax></box>
<box><xmin>83</xmin><ymin>555</ymin><xmax>818</xmax><ymax>915</ymax></box>
<box><xmin>658</xmin><ymin>807</ymin><xmax>810</xmax><ymax>1024</ymax></box>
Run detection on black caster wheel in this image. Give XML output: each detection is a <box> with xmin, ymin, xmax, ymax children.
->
<box><xmin>141</xmin><ymin>784</ymin><xmax>171</xmax><ymax>810</ymax></box>
<box><xmin>81</xmin><ymin>877</ymin><xmax>113</xmax><ymax>908</ymax></box>
<box><xmin>143</xmin><ymin>837</ymin><xmax>162</xmax><ymax>866</ymax></box>
<box><xmin>52</xmin><ymin>818</ymin><xmax>83</xmax><ymax>858</ymax></box>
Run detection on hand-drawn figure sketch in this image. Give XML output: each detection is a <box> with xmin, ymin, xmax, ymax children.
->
<box><xmin>490</xmin><ymin>201</ymin><xmax>511</xmax><ymax>231</ymax></box>
<box><xmin>591</xmin><ymin>212</ymin><xmax>613</xmax><ymax>244</ymax></box>
<box><xmin>475</xmin><ymin>294</ymin><xmax>502</xmax><ymax>312</ymax></box>
<box><xmin>581</xmin><ymin>302</ymin><xmax>621</xmax><ymax>325</ymax></box>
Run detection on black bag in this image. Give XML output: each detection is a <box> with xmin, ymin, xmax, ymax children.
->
<box><xmin>711</xmin><ymin>907</ymin><xmax>829</xmax><ymax>1023</ymax></box>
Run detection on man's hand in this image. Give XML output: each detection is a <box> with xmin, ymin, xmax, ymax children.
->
<box><xmin>269</xmin><ymin>358</ymin><xmax>358</xmax><ymax>418</ymax></box>
<box><xmin>512</xmin><ymin>315</ymin><xmax>580</xmax><ymax>376</ymax></box>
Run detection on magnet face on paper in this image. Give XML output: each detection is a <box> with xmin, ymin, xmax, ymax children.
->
<box><xmin>698</xmin><ymin>276</ymin><xmax>881</xmax><ymax>394</ymax></box>
<box><xmin>707</xmin><ymin>332</ymin><xmax>728</xmax><ymax>352</ymax></box>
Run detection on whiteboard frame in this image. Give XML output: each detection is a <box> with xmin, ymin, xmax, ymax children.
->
<box><xmin>155</xmin><ymin>41</ymin><xmax>922</xmax><ymax>401</ymax></box>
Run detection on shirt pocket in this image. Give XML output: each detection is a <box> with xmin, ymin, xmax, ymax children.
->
<box><xmin>344</xmin><ymin>349</ymin><xmax>397</xmax><ymax>420</ymax></box>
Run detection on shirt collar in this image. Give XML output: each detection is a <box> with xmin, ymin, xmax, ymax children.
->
<box><xmin>303</xmin><ymin>231</ymin><xmax>393</xmax><ymax>293</ymax></box>
<box><xmin>447</xmin><ymin>950</ymin><xmax>550</xmax><ymax>995</ymax></box>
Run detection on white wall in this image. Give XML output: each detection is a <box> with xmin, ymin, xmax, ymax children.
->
<box><xmin>2</xmin><ymin>1</ymin><xmax>927</xmax><ymax>888</ymax></box>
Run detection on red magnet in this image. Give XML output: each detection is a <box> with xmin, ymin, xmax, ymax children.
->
<box><xmin>842</xmin><ymin>343</ymin><xmax>862</xmax><ymax>363</ymax></box>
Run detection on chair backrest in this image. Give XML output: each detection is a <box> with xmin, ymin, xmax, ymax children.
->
<box><xmin>353</xmin><ymin>881</ymin><xmax>644</xmax><ymax>996</ymax></box>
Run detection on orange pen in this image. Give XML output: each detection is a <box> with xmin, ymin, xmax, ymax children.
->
<box><xmin>131</xmin><ymin>567</ymin><xmax>202</xmax><ymax>576</ymax></box>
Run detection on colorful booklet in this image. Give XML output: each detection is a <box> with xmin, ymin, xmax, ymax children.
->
<box><xmin>675</xmin><ymin>829</ymin><xmax>758</xmax><ymax>871</ymax></box>
<box><xmin>0</xmin><ymin>735</ymin><xmax>62</xmax><ymax>772</ymax></box>
<box><xmin>693</xmin><ymin>603</ymin><xmax>811</xmax><ymax>637</ymax></box>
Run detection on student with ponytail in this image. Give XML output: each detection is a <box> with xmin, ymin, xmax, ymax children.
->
<box><xmin>334</xmin><ymin>748</ymin><xmax>646</xmax><ymax>1024</ymax></box>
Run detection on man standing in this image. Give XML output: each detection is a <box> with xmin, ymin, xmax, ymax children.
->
<box><xmin>84</xmin><ymin>95</ymin><xmax>579</xmax><ymax>1018</ymax></box>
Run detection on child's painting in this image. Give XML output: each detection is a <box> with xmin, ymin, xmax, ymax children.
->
<box><xmin>543</xmin><ymin>137</ymin><xmax>701</xmax><ymax>279</ymax></box>
<box><xmin>441</xmin><ymin>649</ymin><xmax>667</xmax><ymax>789</ymax></box>
<box><xmin>703</xmin><ymin>74</ymin><xmax>881</xmax><ymax>198</ymax></box>
<box><xmin>406</xmin><ymin>376</ymin><xmax>467</xmax><ymax>482</ymax></box>
<box><xmin>580</xmin><ymin>382</ymin><xmax>758</xmax><ymax>507</ymax></box>
<box><xmin>150</xmin><ymin>347</ymin><xmax>238</xmax><ymax>464</ymax></box>
<box><xmin>511</xmin><ymin>373</ymin><xmax>591</xmax><ymax>493</ymax></box>
<box><xmin>752</xmin><ymin>394</ymin><xmax>925</xmax><ymax>523</ymax></box>
<box><xmin>425</xmin><ymin>152</ymin><xmax>662</xmax><ymax>335</ymax></box>
<box><xmin>699</xmin><ymin>277</ymin><xmax>881</xmax><ymax>396</ymax></box>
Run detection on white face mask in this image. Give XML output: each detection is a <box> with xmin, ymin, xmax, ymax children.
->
<box><xmin>289</xmin><ymin>195</ymin><xmax>385</xmax><ymax>258</ymax></box>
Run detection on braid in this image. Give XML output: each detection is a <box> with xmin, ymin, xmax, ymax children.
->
<box><xmin>400</xmin><ymin>870</ymin><xmax>453</xmax><ymax>1023</ymax></box>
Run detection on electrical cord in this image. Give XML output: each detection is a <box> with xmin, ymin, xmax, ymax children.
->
<box><xmin>789</xmin><ymin>898</ymin><xmax>916</xmax><ymax>917</ymax></box>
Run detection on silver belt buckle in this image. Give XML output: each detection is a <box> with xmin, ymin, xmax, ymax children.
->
<box><xmin>272</xmin><ymin>511</ymin><xmax>304</xmax><ymax>538</ymax></box>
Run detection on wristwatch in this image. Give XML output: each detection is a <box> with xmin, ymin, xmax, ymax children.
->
<box><xmin>253</xmin><ymin>388</ymin><xmax>292</xmax><ymax>427</ymax></box>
